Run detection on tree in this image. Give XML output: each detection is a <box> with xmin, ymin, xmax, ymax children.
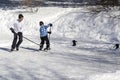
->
<box><xmin>22</xmin><ymin>0</ymin><xmax>33</xmax><ymax>7</ymax></box>
<box><xmin>21</xmin><ymin>0</ymin><xmax>43</xmax><ymax>12</ymax></box>
<box><xmin>101</xmin><ymin>0</ymin><xmax>119</xmax><ymax>6</ymax></box>
<box><xmin>21</xmin><ymin>0</ymin><xmax>44</xmax><ymax>7</ymax></box>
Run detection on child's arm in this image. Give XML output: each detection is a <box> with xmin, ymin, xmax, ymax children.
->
<box><xmin>45</xmin><ymin>23</ymin><xmax>52</xmax><ymax>29</ymax></box>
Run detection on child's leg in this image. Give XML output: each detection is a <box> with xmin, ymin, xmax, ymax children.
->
<box><xmin>39</xmin><ymin>37</ymin><xmax>45</xmax><ymax>50</ymax></box>
<box><xmin>16</xmin><ymin>32</ymin><xmax>23</xmax><ymax>50</ymax></box>
<box><xmin>45</xmin><ymin>36</ymin><xmax>50</xmax><ymax>49</ymax></box>
<box><xmin>11</xmin><ymin>33</ymin><xmax>18</xmax><ymax>50</ymax></box>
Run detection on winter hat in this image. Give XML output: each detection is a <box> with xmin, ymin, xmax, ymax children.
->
<box><xmin>40</xmin><ymin>21</ymin><xmax>44</xmax><ymax>26</ymax></box>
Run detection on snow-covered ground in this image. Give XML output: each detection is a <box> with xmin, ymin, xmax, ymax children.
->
<box><xmin>0</xmin><ymin>7</ymin><xmax>120</xmax><ymax>80</ymax></box>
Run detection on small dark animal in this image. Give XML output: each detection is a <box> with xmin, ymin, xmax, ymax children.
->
<box><xmin>72</xmin><ymin>40</ymin><xmax>77</xmax><ymax>46</ymax></box>
<box><xmin>114</xmin><ymin>44</ymin><xmax>119</xmax><ymax>49</ymax></box>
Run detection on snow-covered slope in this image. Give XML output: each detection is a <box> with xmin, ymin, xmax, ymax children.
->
<box><xmin>1</xmin><ymin>7</ymin><xmax>120</xmax><ymax>42</ymax></box>
<box><xmin>53</xmin><ymin>8</ymin><xmax>120</xmax><ymax>43</ymax></box>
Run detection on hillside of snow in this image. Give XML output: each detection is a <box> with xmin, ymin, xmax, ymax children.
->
<box><xmin>0</xmin><ymin>7</ymin><xmax>120</xmax><ymax>80</ymax></box>
<box><xmin>1</xmin><ymin>7</ymin><xmax>120</xmax><ymax>43</ymax></box>
<box><xmin>53</xmin><ymin>8</ymin><xmax>120</xmax><ymax>42</ymax></box>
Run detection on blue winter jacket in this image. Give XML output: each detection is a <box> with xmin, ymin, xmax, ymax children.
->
<box><xmin>39</xmin><ymin>24</ymin><xmax>49</xmax><ymax>37</ymax></box>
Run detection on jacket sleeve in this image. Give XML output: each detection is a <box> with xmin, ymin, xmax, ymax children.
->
<box><xmin>44</xmin><ymin>25</ymin><xmax>49</xmax><ymax>29</ymax></box>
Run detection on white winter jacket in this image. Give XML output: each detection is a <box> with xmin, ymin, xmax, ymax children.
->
<box><xmin>13</xmin><ymin>20</ymin><xmax>23</xmax><ymax>33</ymax></box>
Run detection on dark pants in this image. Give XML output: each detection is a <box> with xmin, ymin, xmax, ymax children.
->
<box><xmin>11</xmin><ymin>32</ymin><xmax>23</xmax><ymax>50</ymax></box>
<box><xmin>40</xmin><ymin>36</ymin><xmax>50</xmax><ymax>50</ymax></box>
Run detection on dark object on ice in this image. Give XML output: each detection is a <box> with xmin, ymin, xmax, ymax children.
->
<box><xmin>72</xmin><ymin>40</ymin><xmax>77</xmax><ymax>46</ymax></box>
<box><xmin>114</xmin><ymin>44</ymin><xmax>119</xmax><ymax>49</ymax></box>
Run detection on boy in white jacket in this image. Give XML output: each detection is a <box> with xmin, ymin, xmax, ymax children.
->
<box><xmin>10</xmin><ymin>14</ymin><xmax>24</xmax><ymax>51</ymax></box>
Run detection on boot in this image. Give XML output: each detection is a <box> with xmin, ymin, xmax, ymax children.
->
<box><xmin>44</xmin><ymin>44</ymin><xmax>50</xmax><ymax>51</ymax></box>
<box><xmin>16</xmin><ymin>47</ymin><xmax>19</xmax><ymax>51</ymax></box>
<box><xmin>39</xmin><ymin>44</ymin><xmax>43</xmax><ymax>50</ymax></box>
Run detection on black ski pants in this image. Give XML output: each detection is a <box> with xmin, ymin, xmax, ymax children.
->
<box><xmin>40</xmin><ymin>36</ymin><xmax>50</xmax><ymax>49</ymax></box>
<box><xmin>11</xmin><ymin>32</ymin><xmax>23</xmax><ymax>49</ymax></box>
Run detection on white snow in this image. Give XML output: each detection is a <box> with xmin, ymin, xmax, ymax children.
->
<box><xmin>0</xmin><ymin>7</ymin><xmax>120</xmax><ymax>80</ymax></box>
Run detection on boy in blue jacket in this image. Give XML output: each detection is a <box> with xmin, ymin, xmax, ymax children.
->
<box><xmin>39</xmin><ymin>21</ymin><xmax>52</xmax><ymax>50</ymax></box>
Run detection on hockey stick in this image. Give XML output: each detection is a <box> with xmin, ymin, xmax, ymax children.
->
<box><xmin>23</xmin><ymin>36</ymin><xmax>39</xmax><ymax>46</ymax></box>
<box><xmin>48</xmin><ymin>27</ymin><xmax>52</xmax><ymax>40</ymax></box>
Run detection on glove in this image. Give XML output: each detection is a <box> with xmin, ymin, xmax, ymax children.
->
<box><xmin>10</xmin><ymin>28</ymin><xmax>15</xmax><ymax>33</ymax></box>
<box><xmin>49</xmin><ymin>23</ymin><xmax>52</xmax><ymax>27</ymax></box>
<box><xmin>47</xmin><ymin>31</ymin><xmax>51</xmax><ymax>34</ymax></box>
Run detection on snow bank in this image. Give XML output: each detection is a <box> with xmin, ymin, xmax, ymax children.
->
<box><xmin>0</xmin><ymin>7</ymin><xmax>120</xmax><ymax>42</ymax></box>
<box><xmin>88</xmin><ymin>71</ymin><xmax>120</xmax><ymax>80</ymax></box>
<box><xmin>53</xmin><ymin>8</ymin><xmax>120</xmax><ymax>43</ymax></box>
